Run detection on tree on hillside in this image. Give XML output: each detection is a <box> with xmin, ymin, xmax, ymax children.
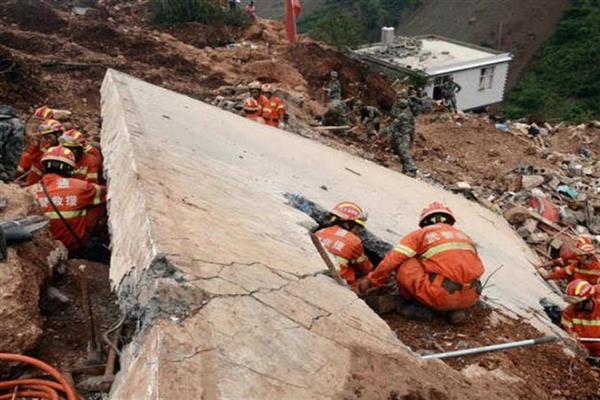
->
<box><xmin>504</xmin><ymin>0</ymin><xmax>600</xmax><ymax>122</ymax></box>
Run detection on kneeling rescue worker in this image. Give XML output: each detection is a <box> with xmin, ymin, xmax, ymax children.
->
<box><xmin>59</xmin><ymin>129</ymin><xmax>101</xmax><ymax>183</ymax></box>
<box><xmin>359</xmin><ymin>202</ymin><xmax>484</xmax><ymax>323</ymax></box>
<box><xmin>315</xmin><ymin>202</ymin><xmax>373</xmax><ymax>291</ymax></box>
<box><xmin>540</xmin><ymin>236</ymin><xmax>600</xmax><ymax>284</ymax></box>
<box><xmin>561</xmin><ymin>279</ymin><xmax>600</xmax><ymax>360</ymax></box>
<box><xmin>30</xmin><ymin>146</ymin><xmax>107</xmax><ymax>253</ymax></box>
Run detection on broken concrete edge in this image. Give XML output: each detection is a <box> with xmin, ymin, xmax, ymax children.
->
<box><xmin>100</xmin><ymin>69</ymin><xmax>159</xmax><ymax>293</ymax></box>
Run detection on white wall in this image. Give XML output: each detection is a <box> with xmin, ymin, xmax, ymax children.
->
<box><xmin>425</xmin><ymin>62</ymin><xmax>510</xmax><ymax>111</ymax></box>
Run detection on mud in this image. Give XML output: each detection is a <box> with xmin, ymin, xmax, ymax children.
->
<box><xmin>384</xmin><ymin>303</ymin><xmax>600</xmax><ymax>399</ymax></box>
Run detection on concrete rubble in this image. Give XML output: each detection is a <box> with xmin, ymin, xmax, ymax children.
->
<box><xmin>101</xmin><ymin>70</ymin><xmax>566</xmax><ymax>399</ymax></box>
<box><xmin>0</xmin><ymin>183</ymin><xmax>67</xmax><ymax>361</ymax></box>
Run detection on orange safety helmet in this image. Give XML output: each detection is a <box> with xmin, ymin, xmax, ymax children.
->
<box><xmin>419</xmin><ymin>201</ymin><xmax>455</xmax><ymax>227</ymax></box>
<box><xmin>243</xmin><ymin>98</ymin><xmax>260</xmax><ymax>113</ymax></box>
<box><xmin>575</xmin><ymin>236</ymin><xmax>596</xmax><ymax>256</ymax></box>
<box><xmin>261</xmin><ymin>83</ymin><xmax>273</xmax><ymax>94</ymax></box>
<box><xmin>41</xmin><ymin>146</ymin><xmax>76</xmax><ymax>168</ymax></box>
<box><xmin>59</xmin><ymin>129</ymin><xmax>86</xmax><ymax>148</ymax></box>
<box><xmin>33</xmin><ymin>105</ymin><xmax>54</xmax><ymax>120</ymax></box>
<box><xmin>565</xmin><ymin>279</ymin><xmax>595</xmax><ymax>304</ymax></box>
<box><xmin>38</xmin><ymin>119</ymin><xmax>64</xmax><ymax>136</ymax></box>
<box><xmin>331</xmin><ymin>202</ymin><xmax>367</xmax><ymax>225</ymax></box>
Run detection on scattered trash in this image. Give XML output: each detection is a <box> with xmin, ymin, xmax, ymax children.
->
<box><xmin>557</xmin><ymin>185</ymin><xmax>578</xmax><ymax>199</ymax></box>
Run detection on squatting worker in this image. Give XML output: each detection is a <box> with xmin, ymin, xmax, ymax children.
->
<box><xmin>561</xmin><ymin>279</ymin><xmax>600</xmax><ymax>360</ymax></box>
<box><xmin>358</xmin><ymin>202</ymin><xmax>485</xmax><ymax>324</ymax></box>
<box><xmin>315</xmin><ymin>202</ymin><xmax>373</xmax><ymax>292</ymax></box>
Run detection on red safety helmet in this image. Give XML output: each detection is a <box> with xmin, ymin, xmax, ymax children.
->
<box><xmin>575</xmin><ymin>236</ymin><xmax>596</xmax><ymax>256</ymax></box>
<box><xmin>331</xmin><ymin>202</ymin><xmax>367</xmax><ymax>225</ymax></box>
<box><xmin>41</xmin><ymin>146</ymin><xmax>76</xmax><ymax>168</ymax></box>
<box><xmin>33</xmin><ymin>105</ymin><xmax>54</xmax><ymax>120</ymax></box>
<box><xmin>261</xmin><ymin>83</ymin><xmax>273</xmax><ymax>94</ymax></box>
<box><xmin>419</xmin><ymin>202</ymin><xmax>455</xmax><ymax>227</ymax></box>
<box><xmin>565</xmin><ymin>279</ymin><xmax>595</xmax><ymax>304</ymax></box>
<box><xmin>243</xmin><ymin>98</ymin><xmax>260</xmax><ymax>112</ymax></box>
<box><xmin>60</xmin><ymin>129</ymin><xmax>86</xmax><ymax>148</ymax></box>
<box><xmin>38</xmin><ymin>119</ymin><xmax>64</xmax><ymax>136</ymax></box>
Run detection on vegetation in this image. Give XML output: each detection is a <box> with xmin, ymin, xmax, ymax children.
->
<box><xmin>150</xmin><ymin>0</ymin><xmax>250</xmax><ymax>27</ymax></box>
<box><xmin>298</xmin><ymin>0</ymin><xmax>420</xmax><ymax>50</ymax></box>
<box><xmin>504</xmin><ymin>0</ymin><xmax>600</xmax><ymax>122</ymax></box>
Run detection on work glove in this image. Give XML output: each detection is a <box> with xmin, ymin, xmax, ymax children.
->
<box><xmin>278</xmin><ymin>122</ymin><xmax>285</xmax><ymax>129</ymax></box>
<box><xmin>357</xmin><ymin>277</ymin><xmax>373</xmax><ymax>295</ymax></box>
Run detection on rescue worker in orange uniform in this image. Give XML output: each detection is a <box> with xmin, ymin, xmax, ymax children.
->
<box><xmin>59</xmin><ymin>129</ymin><xmax>101</xmax><ymax>183</ymax></box>
<box><xmin>243</xmin><ymin>98</ymin><xmax>265</xmax><ymax>124</ymax></box>
<box><xmin>359</xmin><ymin>202</ymin><xmax>484</xmax><ymax>323</ymax></box>
<box><xmin>540</xmin><ymin>237</ymin><xmax>600</xmax><ymax>284</ymax></box>
<box><xmin>23</xmin><ymin>119</ymin><xmax>64</xmax><ymax>186</ymax></box>
<box><xmin>259</xmin><ymin>84</ymin><xmax>286</xmax><ymax>128</ymax></box>
<box><xmin>30</xmin><ymin>146</ymin><xmax>106</xmax><ymax>253</ymax></box>
<box><xmin>314</xmin><ymin>202</ymin><xmax>373</xmax><ymax>291</ymax></box>
<box><xmin>33</xmin><ymin>105</ymin><xmax>54</xmax><ymax>121</ymax></box>
<box><xmin>561</xmin><ymin>279</ymin><xmax>600</xmax><ymax>360</ymax></box>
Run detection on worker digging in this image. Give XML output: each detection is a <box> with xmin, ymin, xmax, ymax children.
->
<box><xmin>3</xmin><ymin>0</ymin><xmax>600</xmax><ymax>397</ymax></box>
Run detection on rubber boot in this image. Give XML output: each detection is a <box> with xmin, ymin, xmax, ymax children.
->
<box><xmin>397</xmin><ymin>300</ymin><xmax>433</xmax><ymax>321</ymax></box>
<box><xmin>447</xmin><ymin>310</ymin><xmax>468</xmax><ymax>326</ymax></box>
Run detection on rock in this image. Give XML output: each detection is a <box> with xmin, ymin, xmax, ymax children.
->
<box><xmin>527</xmin><ymin>232</ymin><xmax>549</xmax><ymax>244</ymax></box>
<box><xmin>521</xmin><ymin>175</ymin><xmax>544</xmax><ymax>189</ymax></box>
<box><xmin>504</xmin><ymin>205</ymin><xmax>531</xmax><ymax>225</ymax></box>
<box><xmin>583</xmin><ymin>167</ymin><xmax>594</xmax><ymax>176</ymax></box>
<box><xmin>452</xmin><ymin>181</ymin><xmax>472</xmax><ymax>191</ymax></box>
<box><xmin>0</xmin><ymin>184</ymin><xmax>66</xmax><ymax>371</ymax></box>
<box><xmin>547</xmin><ymin>175</ymin><xmax>561</xmax><ymax>190</ymax></box>
<box><xmin>517</xmin><ymin>218</ymin><xmax>538</xmax><ymax>238</ymax></box>
<box><xmin>591</xmin><ymin>120</ymin><xmax>600</xmax><ymax>129</ymax></box>
<box><xmin>544</xmin><ymin>122</ymin><xmax>554</xmax><ymax>132</ymax></box>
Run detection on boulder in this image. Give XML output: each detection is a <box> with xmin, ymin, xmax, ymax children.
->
<box><xmin>0</xmin><ymin>184</ymin><xmax>67</xmax><ymax>364</ymax></box>
<box><xmin>521</xmin><ymin>175</ymin><xmax>544</xmax><ymax>189</ymax></box>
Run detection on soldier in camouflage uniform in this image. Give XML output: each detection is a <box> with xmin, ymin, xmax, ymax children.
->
<box><xmin>390</xmin><ymin>98</ymin><xmax>417</xmax><ymax>177</ymax></box>
<box><xmin>321</xmin><ymin>70</ymin><xmax>347</xmax><ymax>127</ymax></box>
<box><xmin>417</xmin><ymin>87</ymin><xmax>433</xmax><ymax>114</ymax></box>
<box><xmin>407</xmin><ymin>86</ymin><xmax>421</xmax><ymax>116</ymax></box>
<box><xmin>355</xmin><ymin>100</ymin><xmax>382</xmax><ymax>138</ymax></box>
<box><xmin>442</xmin><ymin>76</ymin><xmax>461</xmax><ymax>113</ymax></box>
<box><xmin>0</xmin><ymin>105</ymin><xmax>24</xmax><ymax>182</ymax></box>
<box><xmin>328</xmin><ymin>70</ymin><xmax>342</xmax><ymax>101</ymax></box>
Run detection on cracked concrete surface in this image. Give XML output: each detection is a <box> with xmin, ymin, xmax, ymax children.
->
<box><xmin>101</xmin><ymin>70</ymin><xmax>564</xmax><ymax>399</ymax></box>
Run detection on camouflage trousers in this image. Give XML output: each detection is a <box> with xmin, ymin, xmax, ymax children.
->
<box><xmin>322</xmin><ymin>100</ymin><xmax>348</xmax><ymax>127</ymax></box>
<box><xmin>391</xmin><ymin>129</ymin><xmax>417</xmax><ymax>176</ymax></box>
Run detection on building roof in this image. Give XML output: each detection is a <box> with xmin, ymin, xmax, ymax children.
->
<box><xmin>354</xmin><ymin>34</ymin><xmax>512</xmax><ymax>76</ymax></box>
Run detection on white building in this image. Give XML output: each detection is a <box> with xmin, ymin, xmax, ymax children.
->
<box><xmin>353</xmin><ymin>33</ymin><xmax>513</xmax><ymax>111</ymax></box>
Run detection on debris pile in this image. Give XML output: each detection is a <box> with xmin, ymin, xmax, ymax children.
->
<box><xmin>368</xmin><ymin>36</ymin><xmax>423</xmax><ymax>59</ymax></box>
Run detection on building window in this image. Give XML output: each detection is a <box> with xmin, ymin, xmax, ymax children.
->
<box><xmin>479</xmin><ymin>67</ymin><xmax>494</xmax><ymax>90</ymax></box>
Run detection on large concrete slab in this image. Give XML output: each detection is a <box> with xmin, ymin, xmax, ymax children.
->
<box><xmin>100</xmin><ymin>70</ymin><xmax>563</xmax><ymax>399</ymax></box>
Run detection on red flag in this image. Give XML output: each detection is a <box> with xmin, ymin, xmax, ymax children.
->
<box><xmin>285</xmin><ymin>0</ymin><xmax>302</xmax><ymax>43</ymax></box>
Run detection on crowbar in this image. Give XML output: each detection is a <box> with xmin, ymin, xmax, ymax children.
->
<box><xmin>309</xmin><ymin>232</ymin><xmax>345</xmax><ymax>286</ymax></box>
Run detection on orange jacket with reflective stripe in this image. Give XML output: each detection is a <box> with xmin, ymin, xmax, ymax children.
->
<box><xmin>73</xmin><ymin>152</ymin><xmax>101</xmax><ymax>183</ymax></box>
<box><xmin>26</xmin><ymin>157</ymin><xmax>44</xmax><ymax>186</ymax></box>
<box><xmin>30</xmin><ymin>174</ymin><xmax>106</xmax><ymax>251</ymax></box>
<box><xmin>85</xmin><ymin>144</ymin><xmax>103</xmax><ymax>165</ymax></box>
<box><xmin>561</xmin><ymin>298</ymin><xmax>600</xmax><ymax>356</ymax></box>
<box><xmin>17</xmin><ymin>144</ymin><xmax>42</xmax><ymax>178</ymax></box>
<box><xmin>315</xmin><ymin>226</ymin><xmax>373</xmax><ymax>284</ymax></box>
<box><xmin>368</xmin><ymin>223</ymin><xmax>484</xmax><ymax>287</ymax></box>
<box><xmin>546</xmin><ymin>257</ymin><xmax>600</xmax><ymax>284</ymax></box>
<box><xmin>258</xmin><ymin>95</ymin><xmax>285</xmax><ymax>123</ymax></box>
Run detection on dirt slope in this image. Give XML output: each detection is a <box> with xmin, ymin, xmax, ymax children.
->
<box><xmin>396</xmin><ymin>0</ymin><xmax>570</xmax><ymax>88</ymax></box>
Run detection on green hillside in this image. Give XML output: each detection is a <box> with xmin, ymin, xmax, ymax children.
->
<box><xmin>298</xmin><ymin>0</ymin><xmax>419</xmax><ymax>49</ymax></box>
<box><xmin>504</xmin><ymin>0</ymin><xmax>600</xmax><ymax>122</ymax></box>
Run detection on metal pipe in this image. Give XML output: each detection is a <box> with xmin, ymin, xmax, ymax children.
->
<box><xmin>420</xmin><ymin>335</ymin><xmax>558</xmax><ymax>360</ymax></box>
<box><xmin>578</xmin><ymin>338</ymin><xmax>600</xmax><ymax>342</ymax></box>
